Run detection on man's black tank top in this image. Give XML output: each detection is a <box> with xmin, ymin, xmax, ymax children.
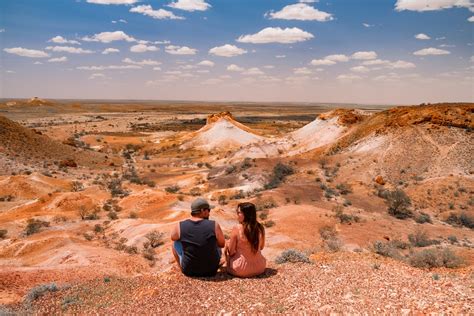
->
<box><xmin>180</xmin><ymin>219</ymin><xmax>220</xmax><ymax>277</ymax></box>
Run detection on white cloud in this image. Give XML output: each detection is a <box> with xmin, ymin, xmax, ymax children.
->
<box><xmin>87</xmin><ymin>0</ymin><xmax>139</xmax><ymax>4</ymax></box>
<box><xmin>471</xmin><ymin>56</ymin><xmax>474</xmax><ymax>62</ymax></box>
<box><xmin>395</xmin><ymin>0</ymin><xmax>473</xmax><ymax>12</ymax></box>
<box><xmin>337</xmin><ymin>74</ymin><xmax>363</xmax><ymax>81</ymax></box>
<box><xmin>351</xmin><ymin>66</ymin><xmax>370</xmax><ymax>73</ymax></box>
<box><xmin>362</xmin><ymin>23</ymin><xmax>373</xmax><ymax>27</ymax></box>
<box><xmin>298</xmin><ymin>0</ymin><xmax>318</xmax><ymax>2</ymax></box>
<box><xmin>48</xmin><ymin>56</ymin><xmax>68</xmax><ymax>63</ymax></box>
<box><xmin>197</xmin><ymin>60</ymin><xmax>215</xmax><ymax>67</ymax></box>
<box><xmin>130</xmin><ymin>44</ymin><xmax>159</xmax><ymax>53</ymax></box>
<box><xmin>0</xmin><ymin>29</ymin><xmax>5</xmax><ymax>33</ymax></box>
<box><xmin>209</xmin><ymin>44</ymin><xmax>247</xmax><ymax>57</ymax></box>
<box><xmin>178</xmin><ymin>65</ymin><xmax>197</xmax><ymax>70</ymax></box>
<box><xmin>3</xmin><ymin>47</ymin><xmax>50</xmax><ymax>58</ymax></box>
<box><xmin>196</xmin><ymin>69</ymin><xmax>210</xmax><ymax>73</ymax></box>
<box><xmin>89</xmin><ymin>73</ymin><xmax>106</xmax><ymax>80</ymax></box>
<box><xmin>294</xmin><ymin>67</ymin><xmax>312</xmax><ymax>75</ymax></box>
<box><xmin>413</xmin><ymin>47</ymin><xmax>450</xmax><ymax>55</ymax></box>
<box><xmin>309</xmin><ymin>53</ymin><xmax>349</xmax><ymax>66</ymax></box>
<box><xmin>34</xmin><ymin>61</ymin><xmax>43</xmax><ymax>65</ymax></box>
<box><xmin>389</xmin><ymin>60</ymin><xmax>416</xmax><ymax>69</ymax></box>
<box><xmin>326</xmin><ymin>54</ymin><xmax>350</xmax><ymax>62</ymax></box>
<box><xmin>351</xmin><ymin>51</ymin><xmax>377</xmax><ymax>60</ymax></box>
<box><xmin>130</xmin><ymin>5</ymin><xmax>184</xmax><ymax>20</ymax></box>
<box><xmin>310</xmin><ymin>59</ymin><xmax>336</xmax><ymax>66</ymax></box>
<box><xmin>266</xmin><ymin>3</ymin><xmax>333</xmax><ymax>21</ymax></box>
<box><xmin>275</xmin><ymin>55</ymin><xmax>286</xmax><ymax>58</ymax></box>
<box><xmin>167</xmin><ymin>0</ymin><xmax>211</xmax><ymax>12</ymax></box>
<box><xmin>237</xmin><ymin>27</ymin><xmax>313</xmax><ymax>44</ymax></box>
<box><xmin>6</xmin><ymin>70</ymin><xmax>15</xmax><ymax>74</ymax></box>
<box><xmin>153</xmin><ymin>67</ymin><xmax>161</xmax><ymax>71</ymax></box>
<box><xmin>227</xmin><ymin>64</ymin><xmax>245</xmax><ymax>72</ymax></box>
<box><xmin>263</xmin><ymin>65</ymin><xmax>275</xmax><ymax>69</ymax></box>
<box><xmin>165</xmin><ymin>45</ymin><xmax>197</xmax><ymax>55</ymax></box>
<box><xmin>102</xmin><ymin>48</ymin><xmax>120</xmax><ymax>54</ymax></box>
<box><xmin>111</xmin><ymin>19</ymin><xmax>128</xmax><ymax>23</ymax></box>
<box><xmin>439</xmin><ymin>44</ymin><xmax>455</xmax><ymax>47</ymax></box>
<box><xmin>415</xmin><ymin>33</ymin><xmax>431</xmax><ymax>40</ymax></box>
<box><xmin>468</xmin><ymin>16</ymin><xmax>474</xmax><ymax>22</ymax></box>
<box><xmin>45</xmin><ymin>46</ymin><xmax>94</xmax><ymax>54</ymax></box>
<box><xmin>362</xmin><ymin>59</ymin><xmax>390</xmax><ymax>66</ymax></box>
<box><xmin>82</xmin><ymin>31</ymin><xmax>136</xmax><ymax>43</ymax></box>
<box><xmin>77</xmin><ymin>65</ymin><xmax>142</xmax><ymax>70</ymax></box>
<box><xmin>123</xmin><ymin>58</ymin><xmax>161</xmax><ymax>66</ymax></box>
<box><xmin>48</xmin><ymin>36</ymin><xmax>80</xmax><ymax>45</ymax></box>
<box><xmin>242</xmin><ymin>67</ymin><xmax>264</xmax><ymax>76</ymax></box>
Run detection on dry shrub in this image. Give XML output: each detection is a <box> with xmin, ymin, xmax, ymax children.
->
<box><xmin>275</xmin><ymin>249</ymin><xmax>310</xmax><ymax>264</ymax></box>
<box><xmin>409</xmin><ymin>247</ymin><xmax>463</xmax><ymax>268</ymax></box>
<box><xmin>145</xmin><ymin>231</ymin><xmax>164</xmax><ymax>248</ymax></box>
<box><xmin>319</xmin><ymin>225</ymin><xmax>342</xmax><ymax>252</ymax></box>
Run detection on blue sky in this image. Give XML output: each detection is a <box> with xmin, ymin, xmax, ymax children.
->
<box><xmin>1</xmin><ymin>0</ymin><xmax>473</xmax><ymax>104</ymax></box>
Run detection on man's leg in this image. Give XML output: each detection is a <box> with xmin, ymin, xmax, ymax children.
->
<box><xmin>172</xmin><ymin>241</ymin><xmax>183</xmax><ymax>269</ymax></box>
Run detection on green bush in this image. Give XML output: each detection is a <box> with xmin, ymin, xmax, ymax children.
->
<box><xmin>275</xmin><ymin>249</ymin><xmax>310</xmax><ymax>264</ymax></box>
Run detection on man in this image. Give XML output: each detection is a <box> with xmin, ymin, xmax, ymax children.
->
<box><xmin>171</xmin><ymin>197</ymin><xmax>225</xmax><ymax>277</ymax></box>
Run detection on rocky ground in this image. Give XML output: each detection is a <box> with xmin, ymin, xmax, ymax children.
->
<box><xmin>3</xmin><ymin>252</ymin><xmax>473</xmax><ymax>314</ymax></box>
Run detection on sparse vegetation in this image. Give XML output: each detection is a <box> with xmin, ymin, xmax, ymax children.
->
<box><xmin>165</xmin><ymin>185</ymin><xmax>180</xmax><ymax>194</ymax></box>
<box><xmin>319</xmin><ymin>225</ymin><xmax>342</xmax><ymax>252</ymax></box>
<box><xmin>336</xmin><ymin>183</ymin><xmax>352</xmax><ymax>195</ymax></box>
<box><xmin>409</xmin><ymin>247</ymin><xmax>463</xmax><ymax>269</ymax></box>
<box><xmin>71</xmin><ymin>181</ymin><xmax>84</xmax><ymax>192</ymax></box>
<box><xmin>108</xmin><ymin>179</ymin><xmax>129</xmax><ymax>198</ymax></box>
<box><xmin>333</xmin><ymin>205</ymin><xmax>360</xmax><ymax>224</ymax></box>
<box><xmin>255</xmin><ymin>197</ymin><xmax>278</xmax><ymax>211</ymax></box>
<box><xmin>264</xmin><ymin>163</ymin><xmax>295</xmax><ymax>190</ymax></box>
<box><xmin>372</xmin><ymin>241</ymin><xmax>402</xmax><ymax>260</ymax></box>
<box><xmin>145</xmin><ymin>231</ymin><xmax>164</xmax><ymax>248</ymax></box>
<box><xmin>408</xmin><ymin>229</ymin><xmax>440</xmax><ymax>247</ymax></box>
<box><xmin>275</xmin><ymin>249</ymin><xmax>310</xmax><ymax>264</ymax></box>
<box><xmin>445</xmin><ymin>212</ymin><xmax>474</xmax><ymax>229</ymax></box>
<box><xmin>0</xmin><ymin>229</ymin><xmax>7</xmax><ymax>239</ymax></box>
<box><xmin>263</xmin><ymin>220</ymin><xmax>275</xmax><ymax>228</ymax></box>
<box><xmin>414</xmin><ymin>212</ymin><xmax>432</xmax><ymax>224</ymax></box>
<box><xmin>25</xmin><ymin>218</ymin><xmax>50</xmax><ymax>235</ymax></box>
<box><xmin>26</xmin><ymin>283</ymin><xmax>58</xmax><ymax>302</ymax></box>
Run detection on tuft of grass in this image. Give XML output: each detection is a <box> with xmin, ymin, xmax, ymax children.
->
<box><xmin>145</xmin><ymin>231</ymin><xmax>164</xmax><ymax>248</ymax></box>
<box><xmin>414</xmin><ymin>212</ymin><xmax>432</xmax><ymax>224</ymax></box>
<box><xmin>275</xmin><ymin>249</ymin><xmax>310</xmax><ymax>264</ymax></box>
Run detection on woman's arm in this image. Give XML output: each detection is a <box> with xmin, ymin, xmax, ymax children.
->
<box><xmin>227</xmin><ymin>226</ymin><xmax>239</xmax><ymax>256</ymax></box>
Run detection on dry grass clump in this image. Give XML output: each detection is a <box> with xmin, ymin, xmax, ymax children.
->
<box><xmin>0</xmin><ymin>229</ymin><xmax>7</xmax><ymax>239</ymax></box>
<box><xmin>408</xmin><ymin>229</ymin><xmax>440</xmax><ymax>248</ymax></box>
<box><xmin>25</xmin><ymin>283</ymin><xmax>58</xmax><ymax>303</ymax></box>
<box><xmin>275</xmin><ymin>249</ymin><xmax>310</xmax><ymax>264</ymax></box>
<box><xmin>319</xmin><ymin>225</ymin><xmax>342</xmax><ymax>252</ymax></box>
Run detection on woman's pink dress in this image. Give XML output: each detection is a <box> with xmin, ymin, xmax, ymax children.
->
<box><xmin>227</xmin><ymin>226</ymin><xmax>266</xmax><ymax>277</ymax></box>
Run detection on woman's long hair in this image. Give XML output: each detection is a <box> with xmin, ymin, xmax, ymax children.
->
<box><xmin>237</xmin><ymin>202</ymin><xmax>264</xmax><ymax>253</ymax></box>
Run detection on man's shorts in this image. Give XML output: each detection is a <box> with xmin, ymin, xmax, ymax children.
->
<box><xmin>173</xmin><ymin>241</ymin><xmax>222</xmax><ymax>266</ymax></box>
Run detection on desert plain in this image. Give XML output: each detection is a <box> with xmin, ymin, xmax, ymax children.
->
<box><xmin>0</xmin><ymin>98</ymin><xmax>473</xmax><ymax>314</ymax></box>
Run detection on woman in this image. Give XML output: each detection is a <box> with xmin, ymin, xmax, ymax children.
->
<box><xmin>226</xmin><ymin>202</ymin><xmax>266</xmax><ymax>277</ymax></box>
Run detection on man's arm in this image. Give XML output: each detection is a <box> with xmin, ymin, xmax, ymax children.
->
<box><xmin>170</xmin><ymin>223</ymin><xmax>180</xmax><ymax>241</ymax></box>
<box><xmin>215</xmin><ymin>222</ymin><xmax>225</xmax><ymax>248</ymax></box>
